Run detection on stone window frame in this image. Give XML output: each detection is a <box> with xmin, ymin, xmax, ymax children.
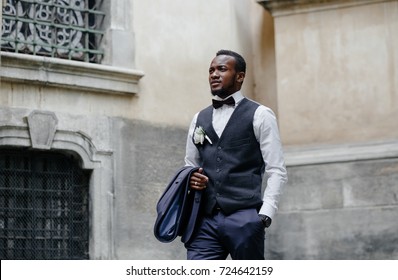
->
<box><xmin>0</xmin><ymin>109</ymin><xmax>115</xmax><ymax>259</ymax></box>
<box><xmin>0</xmin><ymin>0</ymin><xmax>144</xmax><ymax>95</ymax></box>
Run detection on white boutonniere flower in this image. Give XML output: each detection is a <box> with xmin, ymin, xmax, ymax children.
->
<box><xmin>193</xmin><ymin>126</ymin><xmax>213</xmax><ymax>145</ymax></box>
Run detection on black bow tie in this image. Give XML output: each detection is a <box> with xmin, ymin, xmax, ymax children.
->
<box><xmin>212</xmin><ymin>97</ymin><xmax>235</xmax><ymax>109</ymax></box>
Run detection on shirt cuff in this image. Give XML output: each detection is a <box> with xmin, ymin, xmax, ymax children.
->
<box><xmin>258</xmin><ymin>202</ymin><xmax>277</xmax><ymax>220</ymax></box>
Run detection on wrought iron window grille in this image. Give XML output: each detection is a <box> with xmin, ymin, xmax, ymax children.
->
<box><xmin>0</xmin><ymin>149</ymin><xmax>90</xmax><ymax>260</ymax></box>
<box><xmin>1</xmin><ymin>0</ymin><xmax>105</xmax><ymax>63</ymax></box>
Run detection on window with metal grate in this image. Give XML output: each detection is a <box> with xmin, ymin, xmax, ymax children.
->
<box><xmin>0</xmin><ymin>149</ymin><xmax>90</xmax><ymax>260</ymax></box>
<box><xmin>1</xmin><ymin>0</ymin><xmax>105</xmax><ymax>63</ymax></box>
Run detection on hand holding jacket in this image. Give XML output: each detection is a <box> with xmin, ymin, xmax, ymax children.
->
<box><xmin>189</xmin><ymin>167</ymin><xmax>208</xmax><ymax>190</ymax></box>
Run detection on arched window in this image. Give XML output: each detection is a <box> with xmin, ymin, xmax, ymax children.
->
<box><xmin>0</xmin><ymin>148</ymin><xmax>90</xmax><ymax>259</ymax></box>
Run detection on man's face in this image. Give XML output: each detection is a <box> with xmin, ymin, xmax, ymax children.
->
<box><xmin>208</xmin><ymin>55</ymin><xmax>244</xmax><ymax>99</ymax></box>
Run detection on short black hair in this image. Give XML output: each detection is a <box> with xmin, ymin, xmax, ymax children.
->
<box><xmin>216</xmin><ymin>49</ymin><xmax>246</xmax><ymax>73</ymax></box>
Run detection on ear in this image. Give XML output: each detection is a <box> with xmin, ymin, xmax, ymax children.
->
<box><xmin>236</xmin><ymin>72</ymin><xmax>245</xmax><ymax>83</ymax></box>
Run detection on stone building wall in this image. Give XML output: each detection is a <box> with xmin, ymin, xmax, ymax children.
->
<box><xmin>1</xmin><ymin>0</ymin><xmax>397</xmax><ymax>259</ymax></box>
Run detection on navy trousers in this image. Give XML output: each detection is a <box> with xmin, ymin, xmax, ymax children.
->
<box><xmin>185</xmin><ymin>208</ymin><xmax>265</xmax><ymax>260</ymax></box>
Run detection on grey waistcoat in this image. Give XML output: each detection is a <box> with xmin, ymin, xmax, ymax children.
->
<box><xmin>195</xmin><ymin>98</ymin><xmax>265</xmax><ymax>215</ymax></box>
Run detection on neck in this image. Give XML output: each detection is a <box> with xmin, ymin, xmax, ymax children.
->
<box><xmin>213</xmin><ymin>90</ymin><xmax>240</xmax><ymax>100</ymax></box>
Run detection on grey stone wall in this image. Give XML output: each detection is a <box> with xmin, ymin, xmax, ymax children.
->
<box><xmin>2</xmin><ymin>108</ymin><xmax>397</xmax><ymax>259</ymax></box>
<box><xmin>267</xmin><ymin>158</ymin><xmax>398</xmax><ymax>259</ymax></box>
<box><xmin>111</xmin><ymin>118</ymin><xmax>189</xmax><ymax>259</ymax></box>
<box><xmin>110</xmin><ymin>117</ymin><xmax>398</xmax><ymax>260</ymax></box>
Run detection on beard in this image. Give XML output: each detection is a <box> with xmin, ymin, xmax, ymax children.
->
<box><xmin>211</xmin><ymin>88</ymin><xmax>232</xmax><ymax>99</ymax></box>
<box><xmin>210</xmin><ymin>74</ymin><xmax>239</xmax><ymax>99</ymax></box>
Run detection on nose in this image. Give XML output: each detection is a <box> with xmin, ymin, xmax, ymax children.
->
<box><xmin>210</xmin><ymin>70</ymin><xmax>219</xmax><ymax>79</ymax></box>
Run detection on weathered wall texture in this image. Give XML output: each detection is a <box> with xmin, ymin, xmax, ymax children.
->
<box><xmin>1</xmin><ymin>0</ymin><xmax>398</xmax><ymax>260</ymax></box>
<box><xmin>131</xmin><ymin>0</ymin><xmax>257</xmax><ymax>127</ymax></box>
<box><xmin>269</xmin><ymin>159</ymin><xmax>398</xmax><ymax>259</ymax></box>
<box><xmin>272</xmin><ymin>0</ymin><xmax>398</xmax><ymax>146</ymax></box>
<box><xmin>111</xmin><ymin>119</ymin><xmax>187</xmax><ymax>259</ymax></box>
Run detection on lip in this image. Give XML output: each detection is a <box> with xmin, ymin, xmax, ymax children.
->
<box><xmin>210</xmin><ymin>82</ymin><xmax>221</xmax><ymax>90</ymax></box>
<box><xmin>210</xmin><ymin>80</ymin><xmax>221</xmax><ymax>85</ymax></box>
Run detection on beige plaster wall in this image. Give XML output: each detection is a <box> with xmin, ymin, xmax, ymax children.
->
<box><xmin>132</xmin><ymin>0</ymin><xmax>260</xmax><ymax>127</ymax></box>
<box><xmin>274</xmin><ymin>1</ymin><xmax>398</xmax><ymax>146</ymax></box>
<box><xmin>5</xmin><ymin>0</ymin><xmax>395</xmax><ymax>147</ymax></box>
<box><xmin>250</xmin><ymin>5</ymin><xmax>278</xmax><ymax>115</ymax></box>
<box><xmin>1</xmin><ymin>1</ymin><xmax>266</xmax><ymax>129</ymax></box>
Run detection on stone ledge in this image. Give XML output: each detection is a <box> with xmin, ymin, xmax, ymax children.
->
<box><xmin>285</xmin><ymin>140</ymin><xmax>398</xmax><ymax>166</ymax></box>
<box><xmin>257</xmin><ymin>0</ymin><xmax>394</xmax><ymax>17</ymax></box>
<box><xmin>0</xmin><ymin>52</ymin><xmax>145</xmax><ymax>95</ymax></box>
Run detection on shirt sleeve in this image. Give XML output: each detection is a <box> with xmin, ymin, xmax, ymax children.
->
<box><xmin>253</xmin><ymin>106</ymin><xmax>288</xmax><ymax>219</ymax></box>
<box><xmin>184</xmin><ymin>113</ymin><xmax>201</xmax><ymax>167</ymax></box>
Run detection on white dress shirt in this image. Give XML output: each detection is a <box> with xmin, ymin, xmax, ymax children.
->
<box><xmin>184</xmin><ymin>91</ymin><xmax>288</xmax><ymax>219</ymax></box>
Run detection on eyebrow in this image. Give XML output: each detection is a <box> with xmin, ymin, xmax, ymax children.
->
<box><xmin>210</xmin><ymin>64</ymin><xmax>228</xmax><ymax>68</ymax></box>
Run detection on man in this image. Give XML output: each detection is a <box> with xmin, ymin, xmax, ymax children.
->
<box><xmin>184</xmin><ymin>50</ymin><xmax>287</xmax><ymax>260</ymax></box>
